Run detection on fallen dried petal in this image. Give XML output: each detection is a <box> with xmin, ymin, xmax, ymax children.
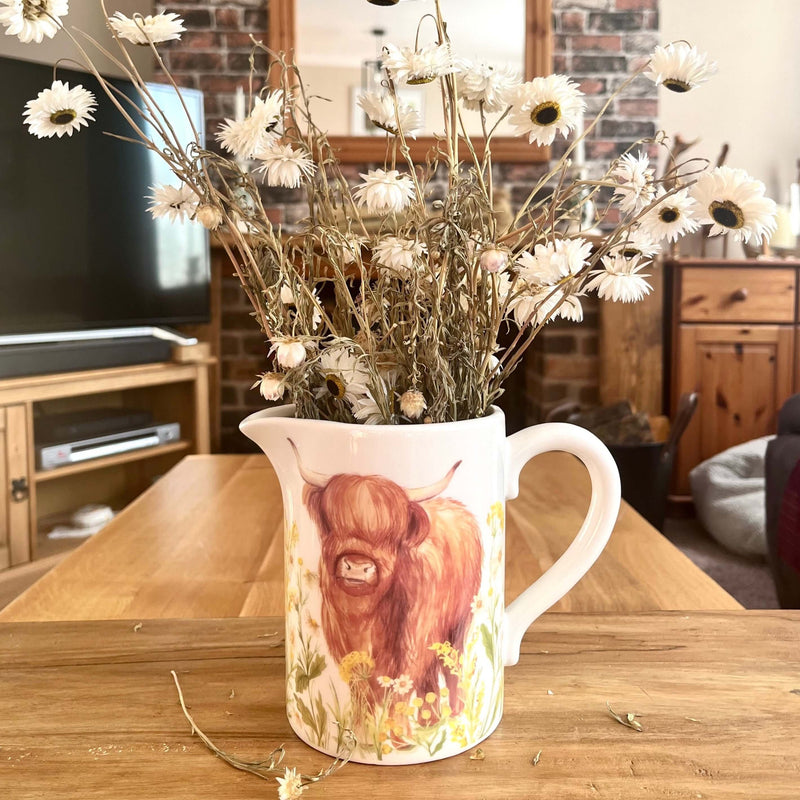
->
<box><xmin>469</xmin><ymin>748</ymin><xmax>485</xmax><ymax>761</ymax></box>
<box><xmin>606</xmin><ymin>702</ymin><xmax>643</xmax><ymax>732</ymax></box>
<box><xmin>531</xmin><ymin>749</ymin><xmax>542</xmax><ymax>766</ymax></box>
<box><xmin>133</xmin><ymin>623</ymin><xmax>143</xmax><ymax>632</ymax></box>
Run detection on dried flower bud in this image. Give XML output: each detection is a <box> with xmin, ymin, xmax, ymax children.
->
<box><xmin>252</xmin><ymin>372</ymin><xmax>284</xmax><ymax>401</ymax></box>
<box><xmin>280</xmin><ymin>283</ymin><xmax>295</xmax><ymax>304</ymax></box>
<box><xmin>270</xmin><ymin>337</ymin><xmax>306</xmax><ymax>369</ymax></box>
<box><xmin>400</xmin><ymin>389</ymin><xmax>426</xmax><ymax>420</ymax></box>
<box><xmin>479</xmin><ymin>248</ymin><xmax>509</xmax><ymax>273</ymax></box>
<box><xmin>196</xmin><ymin>204</ymin><xmax>223</xmax><ymax>230</ymax></box>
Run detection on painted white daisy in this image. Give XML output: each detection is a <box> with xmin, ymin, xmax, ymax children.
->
<box><xmin>585</xmin><ymin>254</ymin><xmax>652</xmax><ymax>303</ymax></box>
<box><xmin>108</xmin><ymin>11</ymin><xmax>185</xmax><ymax>45</ymax></box>
<box><xmin>276</xmin><ymin>767</ymin><xmax>307</xmax><ymax>800</ymax></box>
<box><xmin>147</xmin><ymin>183</ymin><xmax>199</xmax><ymax>223</ymax></box>
<box><xmin>608</xmin><ymin>226</ymin><xmax>662</xmax><ymax>261</ymax></box>
<box><xmin>373</xmin><ymin>236</ymin><xmax>427</xmax><ymax>279</ymax></box>
<box><xmin>507</xmin><ymin>74</ymin><xmax>586</xmax><ymax>146</ymax></box>
<box><xmin>0</xmin><ymin>0</ymin><xmax>67</xmax><ymax>44</ymax></box>
<box><xmin>399</xmin><ymin>389</ymin><xmax>426</xmax><ymax>420</ymax></box>
<box><xmin>251</xmin><ymin>372</ymin><xmax>285</xmax><ymax>402</ymax></box>
<box><xmin>216</xmin><ymin>91</ymin><xmax>283</xmax><ymax>160</ymax></box>
<box><xmin>317</xmin><ymin>347</ymin><xmax>371</xmax><ymax>403</ymax></box>
<box><xmin>382</xmin><ymin>42</ymin><xmax>458</xmax><ymax>85</ymax></box>
<box><xmin>639</xmin><ymin>188</ymin><xmax>700</xmax><ymax>242</ymax></box>
<box><xmin>195</xmin><ymin>204</ymin><xmax>223</xmax><ymax>230</ymax></box>
<box><xmin>354</xmin><ymin>169</ymin><xmax>416</xmax><ymax>215</ymax></box>
<box><xmin>253</xmin><ymin>143</ymin><xmax>316</xmax><ymax>188</ymax></box>
<box><xmin>611</xmin><ymin>152</ymin><xmax>656</xmax><ymax>215</ymax></box>
<box><xmin>458</xmin><ymin>61</ymin><xmax>519</xmax><ymax>113</ymax></box>
<box><xmin>691</xmin><ymin>166</ymin><xmax>778</xmax><ymax>244</ymax></box>
<box><xmin>392</xmin><ymin>674</ymin><xmax>414</xmax><ymax>695</ymax></box>
<box><xmin>357</xmin><ymin>91</ymin><xmax>421</xmax><ymax>137</ymax></box>
<box><xmin>516</xmin><ymin>237</ymin><xmax>591</xmax><ymax>286</ymax></box>
<box><xmin>270</xmin><ymin>337</ymin><xmax>307</xmax><ymax>369</ymax></box>
<box><xmin>23</xmin><ymin>80</ymin><xmax>96</xmax><ymax>138</ymax></box>
<box><xmin>377</xmin><ymin>675</ymin><xmax>394</xmax><ymax>689</ymax></box>
<box><xmin>645</xmin><ymin>42</ymin><xmax>717</xmax><ymax>93</ymax></box>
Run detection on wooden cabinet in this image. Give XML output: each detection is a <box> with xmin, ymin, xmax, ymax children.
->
<box><xmin>0</xmin><ymin>358</ymin><xmax>212</xmax><ymax>578</ymax></box>
<box><xmin>668</xmin><ymin>259</ymin><xmax>799</xmax><ymax>495</ymax></box>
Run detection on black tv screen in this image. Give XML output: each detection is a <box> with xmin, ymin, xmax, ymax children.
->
<box><xmin>0</xmin><ymin>56</ymin><xmax>210</xmax><ymax>336</ymax></box>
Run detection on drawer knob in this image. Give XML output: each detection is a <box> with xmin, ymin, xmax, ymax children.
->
<box><xmin>731</xmin><ymin>287</ymin><xmax>749</xmax><ymax>302</ymax></box>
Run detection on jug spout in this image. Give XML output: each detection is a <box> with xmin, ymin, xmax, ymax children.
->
<box><xmin>239</xmin><ymin>404</ymin><xmax>297</xmax><ymax>461</ymax></box>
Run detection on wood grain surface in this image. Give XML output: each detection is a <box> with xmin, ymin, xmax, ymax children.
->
<box><xmin>0</xmin><ymin>453</ymin><xmax>740</xmax><ymax>623</ymax></box>
<box><xmin>1</xmin><ymin>613</ymin><xmax>798</xmax><ymax>798</ymax></box>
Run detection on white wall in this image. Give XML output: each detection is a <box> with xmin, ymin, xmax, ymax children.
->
<box><xmin>660</xmin><ymin>1</ymin><xmax>800</xmax><ymax>203</ymax></box>
<box><xmin>0</xmin><ymin>1</ymin><xmax>154</xmax><ymax>79</ymax></box>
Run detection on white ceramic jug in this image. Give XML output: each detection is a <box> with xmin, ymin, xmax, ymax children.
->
<box><xmin>241</xmin><ymin>404</ymin><xmax>620</xmax><ymax>765</ymax></box>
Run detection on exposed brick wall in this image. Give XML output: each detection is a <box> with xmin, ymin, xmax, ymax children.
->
<box><xmin>155</xmin><ymin>0</ymin><xmax>658</xmax><ymax>448</ymax></box>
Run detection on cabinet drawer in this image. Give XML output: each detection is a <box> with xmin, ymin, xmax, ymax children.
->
<box><xmin>679</xmin><ymin>267</ymin><xmax>796</xmax><ymax>323</ymax></box>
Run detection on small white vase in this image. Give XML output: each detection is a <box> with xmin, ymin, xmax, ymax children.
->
<box><xmin>240</xmin><ymin>405</ymin><xmax>620</xmax><ymax>765</ymax></box>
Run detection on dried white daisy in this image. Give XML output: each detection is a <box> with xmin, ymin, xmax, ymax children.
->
<box><xmin>510</xmin><ymin>286</ymin><xmax>568</xmax><ymax>327</ymax></box>
<box><xmin>270</xmin><ymin>337</ymin><xmax>307</xmax><ymax>369</ymax></box>
<box><xmin>108</xmin><ymin>11</ymin><xmax>185</xmax><ymax>45</ymax></box>
<box><xmin>338</xmin><ymin>233</ymin><xmax>365</xmax><ymax>266</ymax></box>
<box><xmin>216</xmin><ymin>91</ymin><xmax>283</xmax><ymax>160</ymax></box>
<box><xmin>691</xmin><ymin>166</ymin><xmax>777</xmax><ymax>244</ymax></box>
<box><xmin>508</xmin><ymin>74</ymin><xmax>586</xmax><ymax>146</ymax></box>
<box><xmin>276</xmin><ymin>766</ymin><xmax>307</xmax><ymax>800</ymax></box>
<box><xmin>350</xmin><ymin>391</ymin><xmax>386</xmax><ymax>425</ymax></box>
<box><xmin>253</xmin><ymin>143</ymin><xmax>316</xmax><ymax>188</ymax></box>
<box><xmin>252</xmin><ymin>372</ymin><xmax>285</xmax><ymax>402</ymax></box>
<box><xmin>373</xmin><ymin>236</ymin><xmax>427</xmax><ymax>279</ymax></box>
<box><xmin>381</xmin><ymin>41</ymin><xmax>458</xmax><ymax>85</ymax></box>
<box><xmin>317</xmin><ymin>347</ymin><xmax>371</xmax><ymax>403</ymax></box>
<box><xmin>585</xmin><ymin>254</ymin><xmax>652</xmax><ymax>303</ymax></box>
<box><xmin>23</xmin><ymin>79</ymin><xmax>96</xmax><ymax>138</ymax></box>
<box><xmin>354</xmin><ymin>169</ymin><xmax>416</xmax><ymax>215</ymax></box>
<box><xmin>357</xmin><ymin>91</ymin><xmax>421</xmax><ymax>137</ymax></box>
<box><xmin>458</xmin><ymin>61</ymin><xmax>520</xmax><ymax>113</ymax></box>
<box><xmin>646</xmin><ymin>42</ymin><xmax>717</xmax><ymax>93</ymax></box>
<box><xmin>558</xmin><ymin>294</ymin><xmax>584</xmax><ymax>322</ymax></box>
<box><xmin>611</xmin><ymin>152</ymin><xmax>656</xmax><ymax>214</ymax></box>
<box><xmin>399</xmin><ymin>389</ymin><xmax>426</xmax><ymax>420</ymax></box>
<box><xmin>639</xmin><ymin>188</ymin><xmax>700</xmax><ymax>242</ymax></box>
<box><xmin>608</xmin><ymin>226</ymin><xmax>662</xmax><ymax>261</ymax></box>
<box><xmin>147</xmin><ymin>183</ymin><xmax>199</xmax><ymax>223</ymax></box>
<box><xmin>0</xmin><ymin>0</ymin><xmax>68</xmax><ymax>44</ymax></box>
<box><xmin>516</xmin><ymin>237</ymin><xmax>591</xmax><ymax>286</ymax></box>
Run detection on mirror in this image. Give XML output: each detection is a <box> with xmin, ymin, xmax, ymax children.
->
<box><xmin>269</xmin><ymin>0</ymin><xmax>551</xmax><ymax>162</ymax></box>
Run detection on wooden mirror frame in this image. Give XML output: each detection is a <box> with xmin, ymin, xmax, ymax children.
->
<box><xmin>268</xmin><ymin>0</ymin><xmax>552</xmax><ymax>163</ymax></box>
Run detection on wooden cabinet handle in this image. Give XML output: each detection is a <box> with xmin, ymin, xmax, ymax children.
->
<box><xmin>731</xmin><ymin>287</ymin><xmax>749</xmax><ymax>302</ymax></box>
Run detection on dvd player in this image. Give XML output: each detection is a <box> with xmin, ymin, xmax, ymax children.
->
<box><xmin>37</xmin><ymin>423</ymin><xmax>181</xmax><ymax>471</ymax></box>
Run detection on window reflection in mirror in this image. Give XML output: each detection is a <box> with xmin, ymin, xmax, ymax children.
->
<box><xmin>295</xmin><ymin>0</ymin><xmax>526</xmax><ymax>138</ymax></box>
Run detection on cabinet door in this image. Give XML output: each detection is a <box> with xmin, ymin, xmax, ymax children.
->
<box><xmin>673</xmin><ymin>325</ymin><xmax>795</xmax><ymax>495</ymax></box>
<box><xmin>0</xmin><ymin>404</ymin><xmax>32</xmax><ymax>567</ymax></box>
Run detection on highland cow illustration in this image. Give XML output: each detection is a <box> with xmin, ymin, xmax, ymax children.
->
<box><xmin>289</xmin><ymin>439</ymin><xmax>482</xmax><ymax>713</ymax></box>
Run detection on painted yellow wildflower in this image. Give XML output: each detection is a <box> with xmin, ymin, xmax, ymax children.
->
<box><xmin>381</xmin><ymin>743</ymin><xmax>392</xmax><ymax>755</ymax></box>
<box><xmin>394</xmin><ymin>701</ymin><xmax>408</xmax><ymax>714</ymax></box>
<box><xmin>338</xmin><ymin>650</ymin><xmax>374</xmax><ymax>684</ymax></box>
<box><xmin>429</xmin><ymin>641</ymin><xmax>464</xmax><ymax>677</ymax></box>
<box><xmin>440</xmin><ymin>687</ymin><xmax>450</xmax><ymax>698</ymax></box>
<box><xmin>487</xmin><ymin>502</ymin><xmax>504</xmax><ymax>536</ymax></box>
<box><xmin>287</xmin><ymin>522</ymin><xmax>299</xmax><ymax>551</ymax></box>
<box><xmin>441</xmin><ymin>704</ymin><xmax>452</xmax><ymax>718</ymax></box>
<box><xmin>421</xmin><ymin>709</ymin><xmax>432</xmax><ymax>720</ymax></box>
<box><xmin>425</xmin><ymin>691</ymin><xmax>437</xmax><ymax>704</ymax></box>
<box><xmin>412</xmin><ymin>697</ymin><xmax>424</xmax><ymax>708</ymax></box>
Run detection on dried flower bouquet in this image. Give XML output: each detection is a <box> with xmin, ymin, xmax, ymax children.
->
<box><xmin>5</xmin><ymin>0</ymin><xmax>778</xmax><ymax>426</ymax></box>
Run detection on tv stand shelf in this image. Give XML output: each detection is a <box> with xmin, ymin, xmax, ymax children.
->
<box><xmin>0</xmin><ymin>359</ymin><xmax>212</xmax><ymax>581</ymax></box>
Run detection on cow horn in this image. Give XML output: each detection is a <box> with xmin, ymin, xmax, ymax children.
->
<box><xmin>288</xmin><ymin>438</ymin><xmax>329</xmax><ymax>488</ymax></box>
<box><xmin>406</xmin><ymin>460</ymin><xmax>462</xmax><ymax>502</ymax></box>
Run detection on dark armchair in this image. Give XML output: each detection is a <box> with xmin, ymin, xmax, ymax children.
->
<box><xmin>765</xmin><ymin>395</ymin><xmax>800</xmax><ymax>608</ymax></box>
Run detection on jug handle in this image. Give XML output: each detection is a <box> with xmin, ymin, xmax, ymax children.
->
<box><xmin>502</xmin><ymin>423</ymin><xmax>621</xmax><ymax>666</ymax></box>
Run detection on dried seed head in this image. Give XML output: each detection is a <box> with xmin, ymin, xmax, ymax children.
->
<box><xmin>400</xmin><ymin>389</ymin><xmax>426</xmax><ymax>419</ymax></box>
<box><xmin>196</xmin><ymin>203</ymin><xmax>223</xmax><ymax>230</ymax></box>
<box><xmin>479</xmin><ymin>248</ymin><xmax>509</xmax><ymax>273</ymax></box>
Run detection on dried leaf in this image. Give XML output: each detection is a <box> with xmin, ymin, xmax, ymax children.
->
<box><xmin>606</xmin><ymin>702</ymin><xmax>643</xmax><ymax>732</ymax></box>
<box><xmin>469</xmin><ymin>748</ymin><xmax>485</xmax><ymax>761</ymax></box>
<box><xmin>133</xmin><ymin>623</ymin><xmax>143</xmax><ymax>632</ymax></box>
<box><xmin>531</xmin><ymin>750</ymin><xmax>542</xmax><ymax>767</ymax></box>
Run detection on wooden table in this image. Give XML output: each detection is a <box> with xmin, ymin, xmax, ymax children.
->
<box><xmin>2</xmin><ymin>613</ymin><xmax>799</xmax><ymax>798</ymax></box>
<box><xmin>0</xmin><ymin>453</ymin><xmax>740</xmax><ymax>622</ymax></box>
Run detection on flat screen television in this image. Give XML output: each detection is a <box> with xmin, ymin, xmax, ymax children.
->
<box><xmin>0</xmin><ymin>56</ymin><xmax>210</xmax><ymax>337</ymax></box>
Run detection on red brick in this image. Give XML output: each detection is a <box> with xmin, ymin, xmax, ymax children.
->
<box><xmin>617</xmin><ymin>98</ymin><xmax>657</xmax><ymax>118</ymax></box>
<box><xmin>560</xmin><ymin>12</ymin><xmax>585</xmax><ymax>34</ymax></box>
<box><xmin>180</xmin><ymin>31</ymin><xmax>221</xmax><ymax>49</ymax></box>
<box><xmin>226</xmin><ymin>32</ymin><xmax>258</xmax><ymax>49</ymax></box>
<box><xmin>167</xmin><ymin>51</ymin><xmax>224</xmax><ymax>72</ymax></box>
<box><xmin>614</xmin><ymin>0</ymin><xmax>657</xmax><ymax>8</ymax></box>
<box><xmin>215</xmin><ymin>8</ymin><xmax>241</xmax><ymax>29</ymax></box>
<box><xmin>570</xmin><ymin>35</ymin><xmax>622</xmax><ymax>52</ymax></box>
<box><xmin>199</xmin><ymin>75</ymin><xmax>245</xmax><ymax>93</ymax></box>
<box><xmin>543</xmin><ymin>356</ymin><xmax>598</xmax><ymax>382</ymax></box>
<box><xmin>576</xmin><ymin>77</ymin><xmax>607</xmax><ymax>95</ymax></box>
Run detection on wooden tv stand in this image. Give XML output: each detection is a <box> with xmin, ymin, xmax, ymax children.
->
<box><xmin>0</xmin><ymin>354</ymin><xmax>212</xmax><ymax>584</ymax></box>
